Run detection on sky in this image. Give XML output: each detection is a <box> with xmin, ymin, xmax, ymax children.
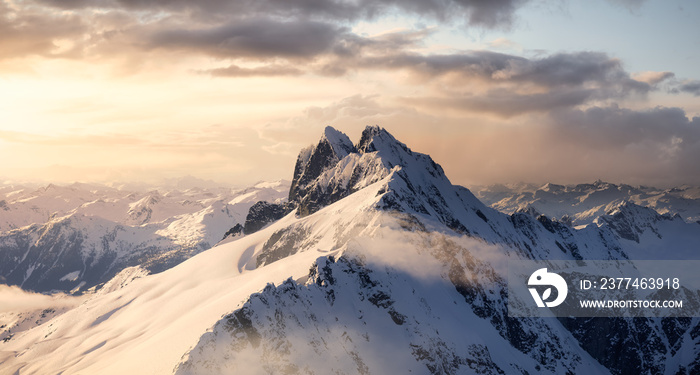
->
<box><xmin>0</xmin><ymin>0</ymin><xmax>699</xmax><ymax>188</ymax></box>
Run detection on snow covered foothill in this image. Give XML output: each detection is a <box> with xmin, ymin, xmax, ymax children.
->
<box><xmin>0</xmin><ymin>180</ymin><xmax>289</xmax><ymax>292</ymax></box>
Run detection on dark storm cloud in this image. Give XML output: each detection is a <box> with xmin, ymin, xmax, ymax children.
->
<box><xmin>147</xmin><ymin>19</ymin><xmax>346</xmax><ymax>60</ymax></box>
<box><xmin>33</xmin><ymin>0</ymin><xmax>529</xmax><ymax>28</ymax></box>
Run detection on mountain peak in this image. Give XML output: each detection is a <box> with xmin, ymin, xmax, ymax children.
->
<box><xmin>288</xmin><ymin>126</ymin><xmax>393</xmax><ymax>216</ymax></box>
<box><xmin>322</xmin><ymin>126</ymin><xmax>356</xmax><ymax>159</ymax></box>
<box><xmin>356</xmin><ymin>125</ymin><xmax>409</xmax><ymax>156</ymax></box>
<box><xmin>356</xmin><ymin>125</ymin><xmax>382</xmax><ymax>152</ymax></box>
<box><xmin>288</xmin><ymin>127</ymin><xmax>354</xmax><ymax>205</ymax></box>
<box><xmin>282</xmin><ymin>126</ymin><xmax>492</xmax><ymax>238</ymax></box>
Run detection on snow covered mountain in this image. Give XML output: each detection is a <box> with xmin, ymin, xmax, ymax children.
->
<box><xmin>472</xmin><ymin>181</ymin><xmax>700</xmax><ymax>226</ymax></box>
<box><xmin>0</xmin><ymin>180</ymin><xmax>289</xmax><ymax>292</ymax></box>
<box><xmin>1</xmin><ymin>126</ymin><xmax>698</xmax><ymax>375</ymax></box>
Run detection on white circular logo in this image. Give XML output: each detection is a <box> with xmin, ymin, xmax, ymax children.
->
<box><xmin>528</xmin><ymin>268</ymin><xmax>568</xmax><ymax>307</ymax></box>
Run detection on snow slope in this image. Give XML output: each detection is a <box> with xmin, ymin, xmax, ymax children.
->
<box><xmin>0</xmin><ymin>177</ymin><xmax>385</xmax><ymax>374</ymax></box>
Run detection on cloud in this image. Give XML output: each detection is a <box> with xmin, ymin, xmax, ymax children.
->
<box><xmin>0</xmin><ymin>125</ymin><xmax>289</xmax><ymax>186</ymax></box>
<box><xmin>104</xmin><ymin>19</ymin><xmax>665</xmax><ymax>119</ymax></box>
<box><xmin>0</xmin><ymin>284</ymin><xmax>75</xmax><ymax>312</ymax></box>
<box><xmin>0</xmin><ymin>1</ymin><xmax>86</xmax><ymax>60</ymax></box>
<box><xmin>256</xmin><ymin>94</ymin><xmax>422</xmax><ymax>159</ymax></box>
<box><xmin>456</xmin><ymin>105</ymin><xmax>700</xmax><ymax>186</ymax></box>
<box><xmin>541</xmin><ymin>105</ymin><xmax>700</xmax><ymax>185</ymax></box>
<box><xmin>402</xmin><ymin>88</ymin><xmax>596</xmax><ymax>117</ymax></box>
<box><xmin>147</xmin><ymin>19</ymin><xmax>347</xmax><ymax>60</ymax></box>
<box><xmin>631</xmin><ymin>71</ymin><xmax>675</xmax><ymax>86</ymax></box>
<box><xmin>299</xmin><ymin>95</ymin><xmax>388</xmax><ymax>124</ymax></box>
<box><xmin>548</xmin><ymin>105</ymin><xmax>700</xmax><ymax>149</ymax></box>
<box><xmin>32</xmin><ymin>0</ymin><xmax>530</xmax><ymax>29</ymax></box>
<box><xmin>487</xmin><ymin>37</ymin><xmax>521</xmax><ymax>50</ymax></box>
<box><xmin>202</xmin><ymin>64</ymin><xmax>303</xmax><ymax>78</ymax></box>
<box><xmin>348</xmin><ymin>51</ymin><xmax>655</xmax><ymax>117</ymax></box>
<box><xmin>499</xmin><ymin>52</ymin><xmax>642</xmax><ymax>89</ymax></box>
<box><xmin>5</xmin><ymin>0</ymin><xmax>676</xmax><ymax>120</ymax></box>
<box><xmin>257</xmin><ymin>95</ymin><xmax>385</xmax><ymax>147</ymax></box>
<box><xmin>355</xmin><ymin>51</ymin><xmax>648</xmax><ymax>92</ymax></box>
<box><xmin>675</xmin><ymin>80</ymin><xmax>700</xmax><ymax>96</ymax></box>
<box><xmin>1</xmin><ymin>0</ymin><xmax>532</xmax><ymax>61</ymax></box>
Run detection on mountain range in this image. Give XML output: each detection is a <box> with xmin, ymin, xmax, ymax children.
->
<box><xmin>472</xmin><ymin>181</ymin><xmax>700</xmax><ymax>226</ymax></box>
<box><xmin>0</xmin><ymin>180</ymin><xmax>288</xmax><ymax>292</ymax></box>
<box><xmin>0</xmin><ymin>126</ymin><xmax>698</xmax><ymax>374</ymax></box>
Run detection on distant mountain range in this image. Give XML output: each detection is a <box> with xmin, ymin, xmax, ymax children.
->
<box><xmin>472</xmin><ymin>181</ymin><xmax>700</xmax><ymax>226</ymax></box>
<box><xmin>0</xmin><ymin>181</ymin><xmax>288</xmax><ymax>292</ymax></box>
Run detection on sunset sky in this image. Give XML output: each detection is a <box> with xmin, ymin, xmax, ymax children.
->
<box><xmin>1</xmin><ymin>0</ymin><xmax>699</xmax><ymax>187</ymax></box>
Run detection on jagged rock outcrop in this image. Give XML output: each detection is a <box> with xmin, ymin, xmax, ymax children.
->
<box><xmin>242</xmin><ymin>201</ymin><xmax>296</xmax><ymax>234</ymax></box>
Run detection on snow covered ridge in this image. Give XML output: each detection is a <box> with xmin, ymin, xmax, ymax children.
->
<box><xmin>472</xmin><ymin>180</ymin><xmax>700</xmax><ymax>225</ymax></box>
<box><xmin>0</xmin><ymin>180</ymin><xmax>289</xmax><ymax>292</ymax></box>
<box><xmin>175</xmin><ymin>232</ymin><xmax>611</xmax><ymax>375</ymax></box>
<box><xmin>1</xmin><ymin>126</ymin><xmax>699</xmax><ymax>374</ymax></box>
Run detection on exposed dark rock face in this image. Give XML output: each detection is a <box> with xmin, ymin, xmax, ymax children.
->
<box><xmin>222</xmin><ymin>224</ymin><xmax>243</xmax><ymax>240</ymax></box>
<box><xmin>288</xmin><ymin>126</ymin><xmax>360</xmax><ymax>216</ymax></box>
<box><xmin>242</xmin><ymin>201</ymin><xmax>296</xmax><ymax>234</ymax></box>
